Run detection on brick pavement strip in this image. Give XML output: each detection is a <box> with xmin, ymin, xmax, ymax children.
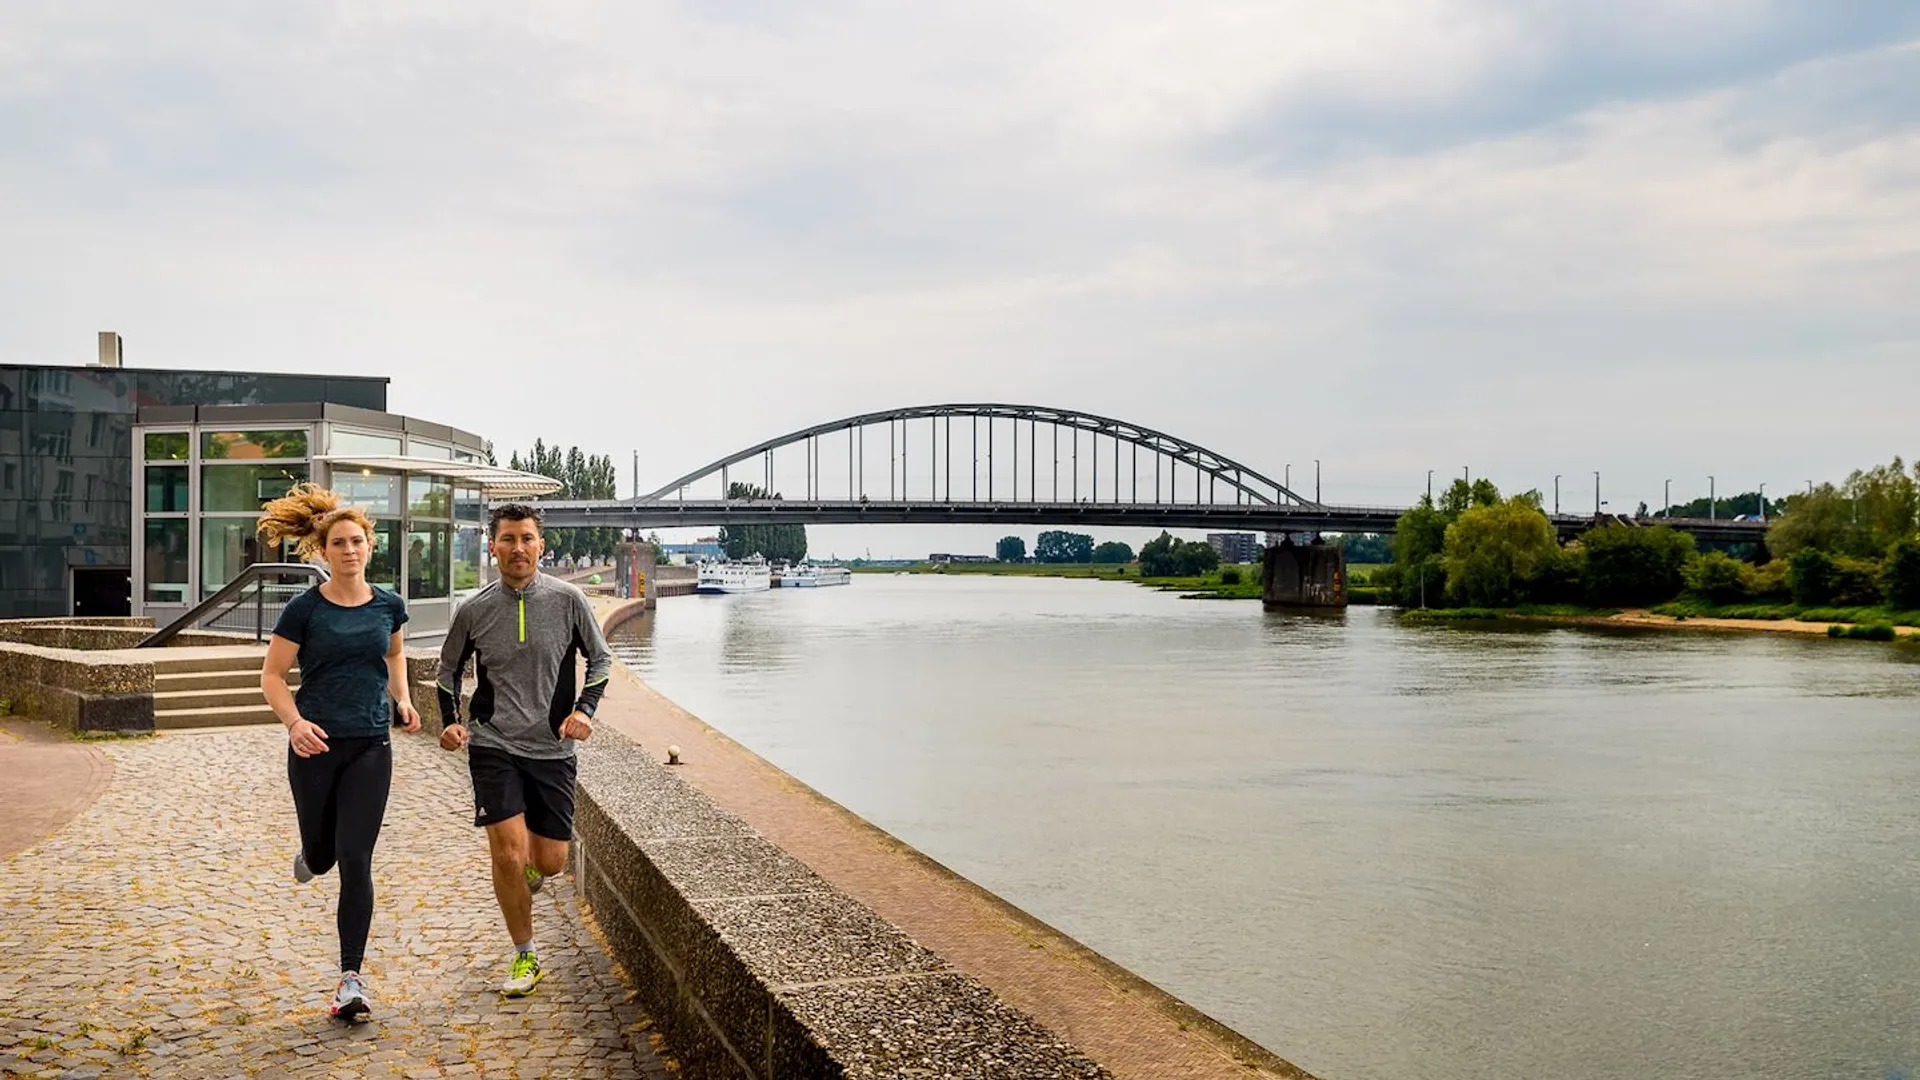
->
<box><xmin>0</xmin><ymin>727</ymin><xmax>678</xmax><ymax>1079</ymax></box>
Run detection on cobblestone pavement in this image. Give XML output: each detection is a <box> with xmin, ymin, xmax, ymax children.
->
<box><xmin>0</xmin><ymin>727</ymin><xmax>678</xmax><ymax>1080</ymax></box>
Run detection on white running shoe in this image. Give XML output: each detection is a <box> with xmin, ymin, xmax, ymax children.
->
<box><xmin>330</xmin><ymin>971</ymin><xmax>370</xmax><ymax>1022</ymax></box>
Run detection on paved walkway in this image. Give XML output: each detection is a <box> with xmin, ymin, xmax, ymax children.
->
<box><xmin>0</xmin><ymin>719</ymin><xmax>111</xmax><ymax>861</ymax></box>
<box><xmin>592</xmin><ymin>600</ymin><xmax>1312</xmax><ymax>1080</ymax></box>
<box><xmin>0</xmin><ymin>725</ymin><xmax>678</xmax><ymax>1080</ymax></box>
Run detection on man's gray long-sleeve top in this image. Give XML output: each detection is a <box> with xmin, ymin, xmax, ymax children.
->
<box><xmin>436</xmin><ymin>573</ymin><xmax>613</xmax><ymax>760</ymax></box>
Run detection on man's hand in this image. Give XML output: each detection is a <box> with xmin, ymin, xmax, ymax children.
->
<box><xmin>439</xmin><ymin>722</ymin><xmax>469</xmax><ymax>751</ymax></box>
<box><xmin>558</xmin><ymin>711</ymin><xmax>594</xmax><ymax>742</ymax></box>
<box><xmin>395</xmin><ymin>701</ymin><xmax>421</xmax><ymax>734</ymax></box>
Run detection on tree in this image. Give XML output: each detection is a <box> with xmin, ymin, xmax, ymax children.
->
<box><xmin>995</xmin><ymin>536</ymin><xmax>1027</xmax><ymax>562</ymax></box>
<box><xmin>1580</xmin><ymin>524</ymin><xmax>1695</xmax><ymax>607</ymax></box>
<box><xmin>1139</xmin><ymin>532</ymin><xmax>1216</xmax><ymax>575</ymax></box>
<box><xmin>1883</xmin><ymin>538</ymin><xmax>1920</xmax><ymax>610</ymax></box>
<box><xmin>1383</xmin><ymin>479</ymin><xmax>1501</xmax><ymax>606</ymax></box>
<box><xmin>1787</xmin><ymin>548</ymin><xmax>1836</xmax><ymax>606</ymax></box>
<box><xmin>1091</xmin><ymin>541</ymin><xmax>1134</xmax><ymax>564</ymax></box>
<box><xmin>1035</xmin><ymin>530</ymin><xmax>1095</xmax><ymax>564</ymax></box>
<box><xmin>1770</xmin><ymin>458</ymin><xmax>1920</xmax><ymax>558</ymax></box>
<box><xmin>717</xmin><ymin>482</ymin><xmax>808</xmax><ymax>562</ymax></box>
<box><xmin>1335</xmin><ymin>533</ymin><xmax>1393</xmax><ymax>564</ymax></box>
<box><xmin>1139</xmin><ymin>532</ymin><xmax>1178</xmax><ymax>576</ymax></box>
<box><xmin>1440</xmin><ymin>497</ymin><xmax>1559</xmax><ymax>607</ymax></box>
<box><xmin>1684</xmin><ymin>551</ymin><xmax>1751</xmax><ymax>605</ymax></box>
<box><xmin>1172</xmin><ymin>539</ymin><xmax>1218</xmax><ymax>575</ymax></box>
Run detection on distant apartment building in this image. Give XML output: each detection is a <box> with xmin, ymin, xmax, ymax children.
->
<box><xmin>1207</xmin><ymin>532</ymin><xmax>1259</xmax><ymax>564</ymax></box>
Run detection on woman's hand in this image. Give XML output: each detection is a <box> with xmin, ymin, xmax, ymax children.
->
<box><xmin>287</xmin><ymin>718</ymin><xmax>330</xmax><ymax>758</ymax></box>
<box><xmin>439</xmin><ymin>723</ymin><xmax>469</xmax><ymax>751</ymax></box>
<box><xmin>395</xmin><ymin>701</ymin><xmax>421</xmax><ymax>734</ymax></box>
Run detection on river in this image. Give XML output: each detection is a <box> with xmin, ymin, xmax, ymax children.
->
<box><xmin>605</xmin><ymin>573</ymin><xmax>1920</xmax><ymax>1080</ymax></box>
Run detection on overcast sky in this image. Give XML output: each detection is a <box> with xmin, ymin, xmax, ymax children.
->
<box><xmin>5</xmin><ymin>2</ymin><xmax>1917</xmax><ymax>558</ymax></box>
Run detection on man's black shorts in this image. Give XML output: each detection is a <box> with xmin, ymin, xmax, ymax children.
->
<box><xmin>468</xmin><ymin>745</ymin><xmax>578</xmax><ymax>841</ymax></box>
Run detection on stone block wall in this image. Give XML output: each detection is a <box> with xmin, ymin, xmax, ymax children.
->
<box><xmin>573</xmin><ymin>733</ymin><xmax>1110</xmax><ymax>1080</ymax></box>
<box><xmin>0</xmin><ymin>641</ymin><xmax>155</xmax><ymax>732</ymax></box>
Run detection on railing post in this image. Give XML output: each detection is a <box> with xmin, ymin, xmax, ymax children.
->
<box><xmin>255</xmin><ymin>580</ymin><xmax>265</xmax><ymax>643</ymax></box>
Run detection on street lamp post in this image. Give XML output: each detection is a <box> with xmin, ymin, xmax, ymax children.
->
<box><xmin>1315</xmin><ymin>459</ymin><xmax>1321</xmax><ymax>505</ymax></box>
<box><xmin>1427</xmin><ymin>469</ymin><xmax>1434</xmax><ymax>504</ymax></box>
<box><xmin>1664</xmin><ymin>479</ymin><xmax>1671</xmax><ymax>519</ymax></box>
<box><xmin>1709</xmin><ymin>476</ymin><xmax>1716</xmax><ymax>521</ymax></box>
<box><xmin>1553</xmin><ymin>474</ymin><xmax>1561</xmax><ymax>515</ymax></box>
<box><xmin>1759</xmin><ymin>482</ymin><xmax>1767</xmax><ymax>522</ymax></box>
<box><xmin>1285</xmin><ymin>464</ymin><xmax>1291</xmax><ymax>503</ymax></box>
<box><xmin>1594</xmin><ymin>471</ymin><xmax>1601</xmax><ymax>517</ymax></box>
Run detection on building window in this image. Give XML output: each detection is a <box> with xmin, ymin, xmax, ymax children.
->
<box><xmin>145</xmin><ymin>466</ymin><xmax>190</xmax><ymax>512</ymax></box>
<box><xmin>51</xmin><ymin>472</ymin><xmax>72</xmax><ymax>522</ymax></box>
<box><xmin>366</xmin><ymin>519</ymin><xmax>401</xmax><ymax>593</ymax></box>
<box><xmin>143</xmin><ymin>519</ymin><xmax>190</xmax><ymax>603</ymax></box>
<box><xmin>201</xmin><ymin>429</ymin><xmax>310</xmax><ymax>460</ymax></box>
<box><xmin>144</xmin><ymin>432</ymin><xmax>189</xmax><ymax>461</ymax></box>
<box><xmin>201</xmin><ymin>464</ymin><xmax>308</xmax><ymax>513</ymax></box>
<box><xmin>332</xmin><ymin>472</ymin><xmax>398</xmax><ymax>516</ymax></box>
<box><xmin>200</xmin><ymin>520</ymin><xmax>278</xmax><ymax>597</ymax></box>
<box><xmin>406</xmin><ymin>522</ymin><xmax>451</xmax><ymax>599</ymax></box>
<box><xmin>407</xmin><ymin>475</ymin><xmax>452</xmax><ymax>519</ymax></box>
<box><xmin>407</xmin><ymin>440</ymin><xmax>453</xmax><ymax>460</ymax></box>
<box><xmin>330</xmin><ymin>429</ymin><xmax>404</xmax><ymax>457</ymax></box>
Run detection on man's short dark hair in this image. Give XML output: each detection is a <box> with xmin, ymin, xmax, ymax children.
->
<box><xmin>488</xmin><ymin>503</ymin><xmax>543</xmax><ymax>538</ymax></box>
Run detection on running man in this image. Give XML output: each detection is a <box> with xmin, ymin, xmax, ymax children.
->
<box><xmin>436</xmin><ymin>503</ymin><xmax>613</xmax><ymax>997</ymax></box>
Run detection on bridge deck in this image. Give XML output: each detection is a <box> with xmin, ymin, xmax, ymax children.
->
<box><xmin>533</xmin><ymin>498</ymin><xmax>1772</xmax><ymax>544</ymax></box>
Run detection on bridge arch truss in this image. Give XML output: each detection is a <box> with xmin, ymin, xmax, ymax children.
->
<box><xmin>639</xmin><ymin>403</ymin><xmax>1318</xmax><ymax>509</ymax></box>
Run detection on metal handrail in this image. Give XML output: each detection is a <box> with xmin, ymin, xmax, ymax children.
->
<box><xmin>135</xmin><ymin>562</ymin><xmax>329</xmax><ymax>648</ymax></box>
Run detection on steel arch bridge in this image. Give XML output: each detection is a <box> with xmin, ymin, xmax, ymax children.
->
<box><xmin>527</xmin><ymin>402</ymin><xmax>1775</xmax><ymax>544</ymax></box>
<box><xmin>638</xmin><ymin>402</ymin><xmax>1316</xmax><ymax>509</ymax></box>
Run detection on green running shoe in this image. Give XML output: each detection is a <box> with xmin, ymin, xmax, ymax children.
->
<box><xmin>503</xmin><ymin>951</ymin><xmax>543</xmax><ymax>997</ymax></box>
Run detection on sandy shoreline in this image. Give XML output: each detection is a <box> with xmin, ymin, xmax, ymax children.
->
<box><xmin>1490</xmin><ymin>608</ymin><xmax>1919</xmax><ymax>639</ymax></box>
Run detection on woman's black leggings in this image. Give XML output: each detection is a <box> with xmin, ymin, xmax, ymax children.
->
<box><xmin>288</xmin><ymin>734</ymin><xmax>392</xmax><ymax>973</ymax></box>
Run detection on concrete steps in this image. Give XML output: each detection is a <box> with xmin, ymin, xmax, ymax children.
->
<box><xmin>156</xmin><ymin>703</ymin><xmax>282</xmax><ymax>730</ymax></box>
<box><xmin>149</xmin><ymin>649</ymin><xmax>299</xmax><ymax>730</ymax></box>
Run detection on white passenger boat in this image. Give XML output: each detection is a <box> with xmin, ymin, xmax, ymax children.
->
<box><xmin>782</xmin><ymin>563</ymin><xmax>851</xmax><ymax>588</ymax></box>
<box><xmin>695</xmin><ymin>558</ymin><xmax>772</xmax><ymax>594</ymax></box>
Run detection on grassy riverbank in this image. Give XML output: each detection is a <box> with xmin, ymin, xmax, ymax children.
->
<box><xmin>1400</xmin><ymin>603</ymin><xmax>1919</xmax><ymax>641</ymax></box>
<box><xmin>855</xmin><ymin>560</ymin><xmax>1393</xmax><ymax>601</ymax></box>
<box><xmin>1649</xmin><ymin>600</ymin><xmax>1920</xmax><ymax>627</ymax></box>
<box><xmin>1402</xmin><ymin>604</ymin><xmax>1622</xmax><ymax>622</ymax></box>
<box><xmin>857</xmin><ymin>561</ymin><xmax>1269</xmax><ymax>599</ymax></box>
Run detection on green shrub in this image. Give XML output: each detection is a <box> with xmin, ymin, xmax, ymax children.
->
<box><xmin>1883</xmin><ymin>538</ymin><xmax>1920</xmax><ymax>610</ymax></box>
<box><xmin>1524</xmin><ymin>545</ymin><xmax>1586</xmax><ymax>605</ymax></box>
<box><xmin>1829</xmin><ymin>623</ymin><xmax>1896</xmax><ymax>641</ymax></box>
<box><xmin>1831</xmin><ymin>557</ymin><xmax>1885</xmax><ymax>606</ymax></box>
<box><xmin>1748</xmin><ymin>560</ymin><xmax>1790</xmax><ymax>600</ymax></box>
<box><xmin>1788</xmin><ymin>549</ymin><xmax>1836</xmax><ymax>605</ymax></box>
<box><xmin>1581</xmin><ymin>524</ymin><xmax>1694</xmax><ymax>607</ymax></box>
<box><xmin>1219</xmin><ymin>568</ymin><xmax>1241</xmax><ymax>585</ymax></box>
<box><xmin>1683</xmin><ymin>551</ymin><xmax>1751</xmax><ymax>604</ymax></box>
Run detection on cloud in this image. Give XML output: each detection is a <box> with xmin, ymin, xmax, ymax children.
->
<box><xmin>0</xmin><ymin>2</ymin><xmax>1916</xmax><ymax>555</ymax></box>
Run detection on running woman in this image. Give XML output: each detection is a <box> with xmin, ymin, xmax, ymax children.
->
<box><xmin>259</xmin><ymin>483</ymin><xmax>421</xmax><ymax>1021</ymax></box>
<box><xmin>436</xmin><ymin>502</ymin><xmax>612</xmax><ymax>997</ymax></box>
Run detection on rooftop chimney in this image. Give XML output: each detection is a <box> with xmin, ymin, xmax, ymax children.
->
<box><xmin>96</xmin><ymin>331</ymin><xmax>123</xmax><ymax>368</ymax></box>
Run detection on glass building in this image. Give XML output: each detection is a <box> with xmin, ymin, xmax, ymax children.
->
<box><xmin>3</xmin><ymin>341</ymin><xmax>555</xmax><ymax>637</ymax></box>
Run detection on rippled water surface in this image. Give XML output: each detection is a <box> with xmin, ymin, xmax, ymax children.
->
<box><xmin>608</xmin><ymin>574</ymin><xmax>1920</xmax><ymax>1080</ymax></box>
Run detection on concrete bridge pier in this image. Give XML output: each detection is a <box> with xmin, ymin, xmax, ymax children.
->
<box><xmin>1263</xmin><ymin>539</ymin><xmax>1348</xmax><ymax>609</ymax></box>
